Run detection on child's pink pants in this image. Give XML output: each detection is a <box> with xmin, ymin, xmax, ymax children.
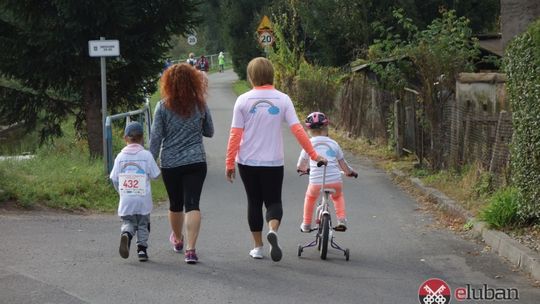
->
<box><xmin>303</xmin><ymin>182</ymin><xmax>346</xmax><ymax>225</ymax></box>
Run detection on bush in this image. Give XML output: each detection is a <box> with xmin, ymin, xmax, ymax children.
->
<box><xmin>480</xmin><ymin>187</ymin><xmax>519</xmax><ymax>229</ymax></box>
<box><xmin>294</xmin><ymin>61</ymin><xmax>342</xmax><ymax>112</ymax></box>
<box><xmin>504</xmin><ymin>20</ymin><xmax>540</xmax><ymax>222</ymax></box>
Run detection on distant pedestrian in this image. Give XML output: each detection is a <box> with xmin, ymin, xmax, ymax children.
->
<box><xmin>150</xmin><ymin>63</ymin><xmax>214</xmax><ymax>264</ymax></box>
<box><xmin>218</xmin><ymin>52</ymin><xmax>225</xmax><ymax>73</ymax></box>
<box><xmin>225</xmin><ymin>57</ymin><xmax>326</xmax><ymax>261</ymax></box>
<box><xmin>196</xmin><ymin>55</ymin><xmax>209</xmax><ymax>72</ymax></box>
<box><xmin>186</xmin><ymin>53</ymin><xmax>196</xmax><ymax>66</ymax></box>
<box><xmin>110</xmin><ymin>122</ymin><xmax>161</xmax><ymax>262</ymax></box>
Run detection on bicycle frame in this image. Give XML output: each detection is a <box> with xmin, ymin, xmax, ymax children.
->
<box><xmin>298</xmin><ymin>163</ymin><xmax>349</xmax><ymax>260</ymax></box>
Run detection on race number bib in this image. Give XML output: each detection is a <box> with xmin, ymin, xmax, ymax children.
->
<box><xmin>119</xmin><ymin>173</ymin><xmax>146</xmax><ymax>196</ymax></box>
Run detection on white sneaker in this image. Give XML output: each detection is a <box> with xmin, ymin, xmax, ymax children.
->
<box><xmin>335</xmin><ymin>218</ymin><xmax>347</xmax><ymax>232</ymax></box>
<box><xmin>249</xmin><ymin>246</ymin><xmax>264</xmax><ymax>259</ymax></box>
<box><xmin>300</xmin><ymin>223</ymin><xmax>311</xmax><ymax>233</ymax></box>
<box><xmin>267</xmin><ymin>231</ymin><xmax>282</xmax><ymax>262</ymax></box>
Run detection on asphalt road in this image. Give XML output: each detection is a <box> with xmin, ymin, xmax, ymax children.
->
<box><xmin>1</xmin><ymin>70</ymin><xmax>539</xmax><ymax>304</ymax></box>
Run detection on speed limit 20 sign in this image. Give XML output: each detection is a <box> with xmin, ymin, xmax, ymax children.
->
<box><xmin>258</xmin><ymin>31</ymin><xmax>274</xmax><ymax>47</ymax></box>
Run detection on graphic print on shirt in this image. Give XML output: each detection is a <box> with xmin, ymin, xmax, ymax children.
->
<box><xmin>249</xmin><ymin>99</ymin><xmax>280</xmax><ymax>115</ymax></box>
<box><xmin>119</xmin><ymin>161</ymin><xmax>147</xmax><ymax>196</ymax></box>
<box><xmin>314</xmin><ymin>142</ymin><xmax>337</xmax><ymax>158</ymax></box>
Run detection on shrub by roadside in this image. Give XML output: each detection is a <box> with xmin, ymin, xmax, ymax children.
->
<box><xmin>504</xmin><ymin>20</ymin><xmax>540</xmax><ymax>223</ymax></box>
<box><xmin>480</xmin><ymin>187</ymin><xmax>519</xmax><ymax>229</ymax></box>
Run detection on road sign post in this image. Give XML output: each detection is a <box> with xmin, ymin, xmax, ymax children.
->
<box><xmin>88</xmin><ymin>38</ymin><xmax>120</xmax><ymax>174</ymax></box>
<box><xmin>256</xmin><ymin>15</ymin><xmax>274</xmax><ymax>55</ymax></box>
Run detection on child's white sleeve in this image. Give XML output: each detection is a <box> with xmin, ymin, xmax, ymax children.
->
<box><xmin>109</xmin><ymin>158</ymin><xmax>120</xmax><ymax>192</ymax></box>
<box><xmin>336</xmin><ymin>145</ymin><xmax>354</xmax><ymax>172</ymax></box>
<box><xmin>147</xmin><ymin>152</ymin><xmax>161</xmax><ymax>179</ymax></box>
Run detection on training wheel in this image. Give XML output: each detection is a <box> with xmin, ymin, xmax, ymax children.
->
<box><xmin>297</xmin><ymin>245</ymin><xmax>303</xmax><ymax>257</ymax></box>
<box><xmin>345</xmin><ymin>248</ymin><xmax>350</xmax><ymax>261</ymax></box>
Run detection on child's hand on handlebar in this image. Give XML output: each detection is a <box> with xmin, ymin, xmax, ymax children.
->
<box><xmin>297</xmin><ymin>168</ymin><xmax>310</xmax><ymax>176</ymax></box>
<box><xmin>347</xmin><ymin>171</ymin><xmax>358</xmax><ymax>178</ymax></box>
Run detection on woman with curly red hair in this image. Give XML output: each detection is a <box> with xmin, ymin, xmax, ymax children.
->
<box><xmin>150</xmin><ymin>63</ymin><xmax>214</xmax><ymax>264</ymax></box>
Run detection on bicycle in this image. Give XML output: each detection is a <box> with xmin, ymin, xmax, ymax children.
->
<box><xmin>297</xmin><ymin>161</ymin><xmax>357</xmax><ymax>261</ymax></box>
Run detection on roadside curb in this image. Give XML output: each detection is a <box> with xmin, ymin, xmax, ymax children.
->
<box><xmin>390</xmin><ymin>169</ymin><xmax>540</xmax><ymax>281</ymax></box>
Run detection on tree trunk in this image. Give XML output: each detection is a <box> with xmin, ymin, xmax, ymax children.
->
<box><xmin>83</xmin><ymin>79</ymin><xmax>103</xmax><ymax>158</ymax></box>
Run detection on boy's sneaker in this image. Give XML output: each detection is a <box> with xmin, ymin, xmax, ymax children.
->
<box><xmin>300</xmin><ymin>223</ymin><xmax>311</xmax><ymax>233</ymax></box>
<box><xmin>119</xmin><ymin>232</ymin><xmax>131</xmax><ymax>259</ymax></box>
<box><xmin>184</xmin><ymin>249</ymin><xmax>198</xmax><ymax>264</ymax></box>
<box><xmin>169</xmin><ymin>231</ymin><xmax>183</xmax><ymax>253</ymax></box>
<box><xmin>266</xmin><ymin>230</ymin><xmax>282</xmax><ymax>262</ymax></box>
<box><xmin>137</xmin><ymin>246</ymin><xmax>148</xmax><ymax>262</ymax></box>
<box><xmin>334</xmin><ymin>219</ymin><xmax>347</xmax><ymax>232</ymax></box>
<box><xmin>249</xmin><ymin>246</ymin><xmax>264</xmax><ymax>259</ymax></box>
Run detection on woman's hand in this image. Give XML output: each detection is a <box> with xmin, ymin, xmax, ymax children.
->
<box><xmin>315</xmin><ymin>155</ymin><xmax>327</xmax><ymax>166</ymax></box>
<box><xmin>226</xmin><ymin>168</ymin><xmax>236</xmax><ymax>183</ymax></box>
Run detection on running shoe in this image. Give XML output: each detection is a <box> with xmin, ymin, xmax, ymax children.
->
<box><xmin>184</xmin><ymin>249</ymin><xmax>198</xmax><ymax>264</ymax></box>
<box><xmin>300</xmin><ymin>223</ymin><xmax>311</xmax><ymax>233</ymax></box>
<box><xmin>137</xmin><ymin>246</ymin><xmax>148</xmax><ymax>262</ymax></box>
<box><xmin>266</xmin><ymin>230</ymin><xmax>282</xmax><ymax>262</ymax></box>
<box><xmin>249</xmin><ymin>246</ymin><xmax>264</xmax><ymax>259</ymax></box>
<box><xmin>334</xmin><ymin>218</ymin><xmax>347</xmax><ymax>232</ymax></box>
<box><xmin>169</xmin><ymin>231</ymin><xmax>183</xmax><ymax>253</ymax></box>
<box><xmin>119</xmin><ymin>232</ymin><xmax>131</xmax><ymax>259</ymax></box>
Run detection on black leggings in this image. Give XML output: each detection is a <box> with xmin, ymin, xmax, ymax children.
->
<box><xmin>161</xmin><ymin>162</ymin><xmax>207</xmax><ymax>213</ymax></box>
<box><xmin>238</xmin><ymin>164</ymin><xmax>283</xmax><ymax>232</ymax></box>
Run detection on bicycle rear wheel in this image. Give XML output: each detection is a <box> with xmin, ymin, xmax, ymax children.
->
<box><xmin>320</xmin><ymin>213</ymin><xmax>330</xmax><ymax>260</ymax></box>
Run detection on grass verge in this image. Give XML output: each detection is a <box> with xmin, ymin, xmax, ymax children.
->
<box><xmin>233</xmin><ymin>80</ymin><xmax>251</xmax><ymax>95</ymax></box>
<box><xmin>0</xmin><ymin>119</ymin><xmax>168</xmax><ymax>212</ymax></box>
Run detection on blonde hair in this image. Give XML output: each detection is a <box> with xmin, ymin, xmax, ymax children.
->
<box><xmin>247</xmin><ymin>57</ymin><xmax>274</xmax><ymax>87</ymax></box>
<box><xmin>308</xmin><ymin>127</ymin><xmax>328</xmax><ymax>137</ymax></box>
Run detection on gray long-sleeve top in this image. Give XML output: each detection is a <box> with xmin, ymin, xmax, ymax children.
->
<box><xmin>150</xmin><ymin>100</ymin><xmax>214</xmax><ymax>168</ymax></box>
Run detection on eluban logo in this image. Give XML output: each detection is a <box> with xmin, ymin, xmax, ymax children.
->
<box><xmin>454</xmin><ymin>284</ymin><xmax>519</xmax><ymax>301</ymax></box>
<box><xmin>418</xmin><ymin>278</ymin><xmax>451</xmax><ymax>304</ymax></box>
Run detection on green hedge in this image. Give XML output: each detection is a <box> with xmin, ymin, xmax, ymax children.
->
<box><xmin>504</xmin><ymin>20</ymin><xmax>540</xmax><ymax>222</ymax></box>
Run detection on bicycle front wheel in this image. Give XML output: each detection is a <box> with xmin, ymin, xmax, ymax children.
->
<box><xmin>320</xmin><ymin>213</ymin><xmax>330</xmax><ymax>260</ymax></box>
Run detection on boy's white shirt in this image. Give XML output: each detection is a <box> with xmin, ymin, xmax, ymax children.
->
<box><xmin>297</xmin><ymin>136</ymin><xmax>345</xmax><ymax>185</ymax></box>
<box><xmin>110</xmin><ymin>144</ymin><xmax>161</xmax><ymax>216</ymax></box>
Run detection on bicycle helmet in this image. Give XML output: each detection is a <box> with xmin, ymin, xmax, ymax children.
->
<box><xmin>305</xmin><ymin>112</ymin><xmax>329</xmax><ymax>129</ymax></box>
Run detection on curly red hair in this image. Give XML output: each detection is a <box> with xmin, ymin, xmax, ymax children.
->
<box><xmin>160</xmin><ymin>63</ymin><xmax>207</xmax><ymax>117</ymax></box>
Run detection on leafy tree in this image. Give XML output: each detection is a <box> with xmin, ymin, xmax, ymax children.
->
<box><xmin>220</xmin><ymin>0</ymin><xmax>265</xmax><ymax>80</ymax></box>
<box><xmin>201</xmin><ymin>0</ymin><xmax>227</xmax><ymax>54</ymax></box>
<box><xmin>0</xmin><ymin>0</ymin><xmax>199</xmax><ymax>157</ymax></box>
<box><xmin>370</xmin><ymin>9</ymin><xmax>480</xmax><ymax>169</ymax></box>
<box><xmin>414</xmin><ymin>0</ymin><xmax>500</xmax><ymax>33</ymax></box>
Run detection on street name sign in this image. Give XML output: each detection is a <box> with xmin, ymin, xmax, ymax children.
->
<box><xmin>88</xmin><ymin>40</ymin><xmax>120</xmax><ymax>57</ymax></box>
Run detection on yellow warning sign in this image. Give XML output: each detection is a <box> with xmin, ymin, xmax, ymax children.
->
<box><xmin>257</xmin><ymin>15</ymin><xmax>273</xmax><ymax>32</ymax></box>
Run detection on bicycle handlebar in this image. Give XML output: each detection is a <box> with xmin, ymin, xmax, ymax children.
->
<box><xmin>297</xmin><ymin>169</ymin><xmax>310</xmax><ymax>176</ymax></box>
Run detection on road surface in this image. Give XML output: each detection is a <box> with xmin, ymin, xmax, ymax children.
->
<box><xmin>1</xmin><ymin>70</ymin><xmax>538</xmax><ymax>303</ymax></box>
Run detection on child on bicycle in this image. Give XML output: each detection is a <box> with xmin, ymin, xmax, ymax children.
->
<box><xmin>110</xmin><ymin>122</ymin><xmax>161</xmax><ymax>261</ymax></box>
<box><xmin>297</xmin><ymin>112</ymin><xmax>357</xmax><ymax>232</ymax></box>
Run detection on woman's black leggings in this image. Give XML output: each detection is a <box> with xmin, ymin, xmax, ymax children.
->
<box><xmin>238</xmin><ymin>164</ymin><xmax>283</xmax><ymax>232</ymax></box>
<box><xmin>161</xmin><ymin>162</ymin><xmax>207</xmax><ymax>213</ymax></box>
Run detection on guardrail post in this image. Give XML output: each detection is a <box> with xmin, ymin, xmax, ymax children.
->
<box><xmin>104</xmin><ymin>98</ymin><xmax>153</xmax><ymax>175</ymax></box>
